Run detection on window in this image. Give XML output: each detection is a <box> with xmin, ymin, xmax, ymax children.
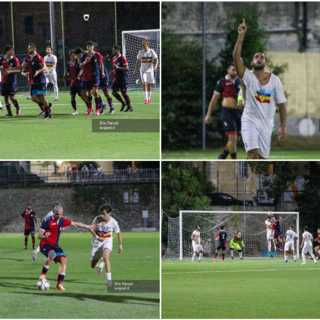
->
<box><xmin>237</xmin><ymin>162</ymin><xmax>248</xmax><ymax>178</ymax></box>
<box><xmin>24</xmin><ymin>16</ymin><xmax>33</xmax><ymax>35</ymax></box>
<box><xmin>133</xmin><ymin>189</ymin><xmax>139</xmax><ymax>203</ymax></box>
<box><xmin>123</xmin><ymin>191</ymin><xmax>129</xmax><ymax>203</ymax></box>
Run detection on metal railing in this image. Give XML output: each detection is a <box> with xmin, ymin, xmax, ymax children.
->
<box><xmin>0</xmin><ymin>168</ymin><xmax>159</xmax><ymax>186</ymax></box>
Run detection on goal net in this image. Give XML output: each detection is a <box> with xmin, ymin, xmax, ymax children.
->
<box><xmin>122</xmin><ymin>29</ymin><xmax>160</xmax><ymax>90</ymax></box>
<box><xmin>163</xmin><ymin>211</ymin><xmax>299</xmax><ymax>259</ymax></box>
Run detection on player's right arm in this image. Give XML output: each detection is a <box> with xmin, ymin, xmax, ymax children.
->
<box><xmin>233</xmin><ymin>19</ymin><xmax>247</xmax><ymax>79</ymax></box>
<box><xmin>133</xmin><ymin>60</ymin><xmax>140</xmax><ymax>76</ymax></box>
<box><xmin>38</xmin><ymin>230</ymin><xmax>50</xmax><ymax>240</ymax></box>
<box><xmin>205</xmin><ymin>92</ymin><xmax>220</xmax><ymax>124</ymax></box>
<box><xmin>9</xmin><ymin>61</ymin><xmax>27</xmax><ymax>71</ymax></box>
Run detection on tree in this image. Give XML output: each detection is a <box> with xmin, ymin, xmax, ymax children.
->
<box><xmin>161</xmin><ymin>162</ymin><xmax>215</xmax><ymax>244</ymax></box>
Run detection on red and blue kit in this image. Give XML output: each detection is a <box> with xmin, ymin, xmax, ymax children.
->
<box><xmin>317</xmin><ymin>234</ymin><xmax>320</xmax><ymax>242</ymax></box>
<box><xmin>214</xmin><ymin>76</ymin><xmax>242</xmax><ymax>136</ymax></box>
<box><xmin>80</xmin><ymin>51</ymin><xmax>103</xmax><ymax>81</ymax></box>
<box><xmin>272</xmin><ymin>220</ymin><xmax>282</xmax><ymax>238</ymax></box>
<box><xmin>217</xmin><ymin>230</ymin><xmax>227</xmax><ymax>250</ymax></box>
<box><xmin>67</xmin><ymin>59</ymin><xmax>81</xmax><ymax>96</ymax></box>
<box><xmin>21</xmin><ymin>210</ymin><xmax>37</xmax><ymax>235</ymax></box>
<box><xmin>40</xmin><ymin>216</ymin><xmax>72</xmax><ymax>248</ymax></box>
<box><xmin>112</xmin><ymin>54</ymin><xmax>128</xmax><ymax>84</ymax></box>
<box><xmin>0</xmin><ymin>56</ymin><xmax>20</xmax><ymax>96</ymax></box>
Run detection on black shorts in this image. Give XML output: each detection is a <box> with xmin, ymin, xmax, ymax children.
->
<box><xmin>112</xmin><ymin>81</ymin><xmax>128</xmax><ymax>92</ymax></box>
<box><xmin>217</xmin><ymin>241</ymin><xmax>226</xmax><ymax>250</ymax></box>
<box><xmin>100</xmin><ymin>78</ymin><xmax>109</xmax><ymax>91</ymax></box>
<box><xmin>40</xmin><ymin>244</ymin><xmax>66</xmax><ymax>263</ymax></box>
<box><xmin>274</xmin><ymin>232</ymin><xmax>282</xmax><ymax>239</ymax></box>
<box><xmin>70</xmin><ymin>84</ymin><xmax>82</xmax><ymax>97</ymax></box>
<box><xmin>1</xmin><ymin>82</ymin><xmax>17</xmax><ymax>96</ymax></box>
<box><xmin>221</xmin><ymin>107</ymin><xmax>242</xmax><ymax>136</ymax></box>
<box><xmin>81</xmin><ymin>79</ymin><xmax>100</xmax><ymax>91</ymax></box>
<box><xmin>31</xmin><ymin>82</ymin><xmax>47</xmax><ymax>96</ymax></box>
<box><xmin>24</xmin><ymin>228</ymin><xmax>35</xmax><ymax>235</ymax></box>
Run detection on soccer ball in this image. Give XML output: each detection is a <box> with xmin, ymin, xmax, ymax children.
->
<box><xmin>268</xmin><ymin>211</ymin><xmax>273</xmax><ymax>217</ymax></box>
<box><xmin>135</xmin><ymin>79</ymin><xmax>142</xmax><ymax>85</ymax></box>
<box><xmin>37</xmin><ymin>279</ymin><xmax>50</xmax><ymax>290</ymax></box>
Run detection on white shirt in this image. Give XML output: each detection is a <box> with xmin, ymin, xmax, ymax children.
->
<box><xmin>192</xmin><ymin>230</ymin><xmax>200</xmax><ymax>245</ymax></box>
<box><xmin>45</xmin><ymin>210</ymin><xmax>54</xmax><ymax>219</ymax></box>
<box><xmin>137</xmin><ymin>49</ymin><xmax>157</xmax><ymax>73</ymax></box>
<box><xmin>285</xmin><ymin>230</ymin><xmax>297</xmax><ymax>242</ymax></box>
<box><xmin>242</xmin><ymin>68</ymin><xmax>286</xmax><ymax>131</ymax></box>
<box><xmin>92</xmin><ymin>216</ymin><xmax>120</xmax><ymax>245</ymax></box>
<box><xmin>302</xmin><ymin>231</ymin><xmax>313</xmax><ymax>246</ymax></box>
<box><xmin>44</xmin><ymin>54</ymin><xmax>57</xmax><ymax>73</ymax></box>
<box><xmin>265</xmin><ymin>219</ymin><xmax>273</xmax><ymax>231</ymax></box>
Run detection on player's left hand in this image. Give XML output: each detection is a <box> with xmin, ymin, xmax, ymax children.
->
<box><xmin>278</xmin><ymin>126</ymin><xmax>286</xmax><ymax>141</ymax></box>
<box><xmin>101</xmin><ymin>72</ymin><xmax>106</xmax><ymax>78</ymax></box>
<box><xmin>118</xmin><ymin>244</ymin><xmax>123</xmax><ymax>253</ymax></box>
<box><xmin>114</xmin><ymin>64</ymin><xmax>119</xmax><ymax>69</ymax></box>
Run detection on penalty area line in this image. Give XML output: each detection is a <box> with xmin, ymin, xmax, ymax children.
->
<box><xmin>162</xmin><ymin>267</ymin><xmax>320</xmax><ymax>275</ymax></box>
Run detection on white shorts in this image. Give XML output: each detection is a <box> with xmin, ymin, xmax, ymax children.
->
<box><xmin>302</xmin><ymin>245</ymin><xmax>313</xmax><ymax>254</ymax></box>
<box><xmin>267</xmin><ymin>231</ymin><xmax>273</xmax><ymax>240</ymax></box>
<box><xmin>192</xmin><ymin>243</ymin><xmax>203</xmax><ymax>252</ymax></box>
<box><xmin>284</xmin><ymin>241</ymin><xmax>295</xmax><ymax>251</ymax></box>
<box><xmin>140</xmin><ymin>70</ymin><xmax>155</xmax><ymax>84</ymax></box>
<box><xmin>90</xmin><ymin>239</ymin><xmax>113</xmax><ymax>260</ymax></box>
<box><xmin>241</xmin><ymin>117</ymin><xmax>272</xmax><ymax>159</ymax></box>
<box><xmin>45</xmin><ymin>71</ymin><xmax>57</xmax><ymax>85</ymax></box>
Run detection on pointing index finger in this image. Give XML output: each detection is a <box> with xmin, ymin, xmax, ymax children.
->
<box><xmin>243</xmin><ymin>19</ymin><xmax>246</xmax><ymax>25</ymax></box>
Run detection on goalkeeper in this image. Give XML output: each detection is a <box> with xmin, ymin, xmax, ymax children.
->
<box><xmin>230</xmin><ymin>231</ymin><xmax>245</xmax><ymax>259</ymax></box>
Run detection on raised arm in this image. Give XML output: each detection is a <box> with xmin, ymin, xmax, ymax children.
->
<box><xmin>233</xmin><ymin>19</ymin><xmax>247</xmax><ymax>79</ymax></box>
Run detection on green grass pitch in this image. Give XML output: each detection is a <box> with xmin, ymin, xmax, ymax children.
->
<box><xmin>0</xmin><ymin>90</ymin><xmax>159</xmax><ymax>159</ymax></box>
<box><xmin>0</xmin><ymin>232</ymin><xmax>159</xmax><ymax>319</ymax></box>
<box><xmin>162</xmin><ymin>258</ymin><xmax>319</xmax><ymax>318</ymax></box>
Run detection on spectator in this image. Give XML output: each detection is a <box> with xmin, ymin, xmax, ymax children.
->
<box><xmin>127</xmin><ymin>165</ymin><xmax>132</xmax><ymax>180</ymax></box>
<box><xmin>72</xmin><ymin>164</ymin><xmax>78</xmax><ymax>181</ymax></box>
<box><xmin>67</xmin><ymin>166</ymin><xmax>71</xmax><ymax>180</ymax></box>
<box><xmin>81</xmin><ymin>165</ymin><xmax>88</xmax><ymax>180</ymax></box>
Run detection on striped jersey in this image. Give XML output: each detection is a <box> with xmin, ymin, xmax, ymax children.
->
<box><xmin>44</xmin><ymin>54</ymin><xmax>57</xmax><ymax>73</ymax></box>
<box><xmin>137</xmin><ymin>49</ymin><xmax>157</xmax><ymax>73</ymax></box>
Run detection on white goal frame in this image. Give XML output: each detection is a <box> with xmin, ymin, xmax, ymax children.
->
<box><xmin>122</xmin><ymin>29</ymin><xmax>160</xmax><ymax>90</ymax></box>
<box><xmin>179</xmin><ymin>210</ymin><xmax>300</xmax><ymax>260</ymax></box>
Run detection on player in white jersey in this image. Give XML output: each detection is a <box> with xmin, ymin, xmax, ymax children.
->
<box><xmin>233</xmin><ymin>19</ymin><xmax>287</xmax><ymax>159</ymax></box>
<box><xmin>133</xmin><ymin>40</ymin><xmax>158</xmax><ymax>104</ymax></box>
<box><xmin>90</xmin><ymin>204</ymin><xmax>122</xmax><ymax>286</ymax></box>
<box><xmin>284</xmin><ymin>226</ymin><xmax>297</xmax><ymax>262</ymax></box>
<box><xmin>44</xmin><ymin>46</ymin><xmax>58</xmax><ymax>101</ymax></box>
<box><xmin>191</xmin><ymin>226</ymin><xmax>204</xmax><ymax>262</ymax></box>
<box><xmin>32</xmin><ymin>201</ymin><xmax>61</xmax><ymax>261</ymax></box>
<box><xmin>265</xmin><ymin>215</ymin><xmax>274</xmax><ymax>255</ymax></box>
<box><xmin>300</xmin><ymin>226</ymin><xmax>317</xmax><ymax>265</ymax></box>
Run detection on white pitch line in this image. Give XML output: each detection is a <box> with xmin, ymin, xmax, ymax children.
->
<box><xmin>162</xmin><ymin>267</ymin><xmax>320</xmax><ymax>275</ymax></box>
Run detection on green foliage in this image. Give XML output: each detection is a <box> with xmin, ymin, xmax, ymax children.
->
<box><xmin>162</xmin><ymin>162</ymin><xmax>215</xmax><ymax>244</ymax></box>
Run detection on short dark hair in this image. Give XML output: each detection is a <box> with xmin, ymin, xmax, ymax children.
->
<box><xmin>99</xmin><ymin>204</ymin><xmax>112</xmax><ymax>214</ymax></box>
<box><xmin>28</xmin><ymin>43</ymin><xmax>36</xmax><ymax>48</ymax></box>
<box><xmin>113</xmin><ymin>45</ymin><xmax>121</xmax><ymax>51</ymax></box>
<box><xmin>220</xmin><ymin>225</ymin><xmax>225</xmax><ymax>230</ymax></box>
<box><xmin>227</xmin><ymin>62</ymin><xmax>235</xmax><ymax>69</ymax></box>
<box><xmin>86</xmin><ymin>41</ymin><xmax>94</xmax><ymax>46</ymax></box>
<box><xmin>304</xmin><ymin>226</ymin><xmax>308</xmax><ymax>231</ymax></box>
<box><xmin>4</xmin><ymin>45</ymin><xmax>13</xmax><ymax>53</ymax></box>
<box><xmin>69</xmin><ymin>50</ymin><xmax>74</xmax><ymax>56</ymax></box>
<box><xmin>47</xmin><ymin>46</ymin><xmax>53</xmax><ymax>50</ymax></box>
<box><xmin>27</xmin><ymin>203</ymin><xmax>32</xmax><ymax>206</ymax></box>
<box><xmin>74</xmin><ymin>47</ymin><xmax>84</xmax><ymax>55</ymax></box>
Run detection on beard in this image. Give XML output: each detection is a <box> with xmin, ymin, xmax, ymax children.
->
<box><xmin>253</xmin><ymin>64</ymin><xmax>265</xmax><ymax>71</ymax></box>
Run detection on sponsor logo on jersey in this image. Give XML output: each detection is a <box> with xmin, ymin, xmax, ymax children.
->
<box><xmin>255</xmin><ymin>90</ymin><xmax>271</xmax><ymax>103</ymax></box>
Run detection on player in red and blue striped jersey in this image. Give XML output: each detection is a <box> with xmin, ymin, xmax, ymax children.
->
<box><xmin>271</xmin><ymin>216</ymin><xmax>283</xmax><ymax>251</ymax></box>
<box><xmin>313</xmin><ymin>228</ymin><xmax>320</xmax><ymax>260</ymax></box>
<box><xmin>9</xmin><ymin>43</ymin><xmax>52</xmax><ymax>119</ymax></box>
<box><xmin>20</xmin><ymin>204</ymin><xmax>37</xmax><ymax>249</ymax></box>
<box><xmin>111</xmin><ymin>45</ymin><xmax>133</xmax><ymax>112</ymax></box>
<box><xmin>99</xmin><ymin>53</ymin><xmax>114</xmax><ymax>115</ymax></box>
<box><xmin>64</xmin><ymin>50</ymin><xmax>88</xmax><ymax>115</ymax></box>
<box><xmin>38</xmin><ymin>204</ymin><xmax>94</xmax><ymax>291</ymax></box>
<box><xmin>214</xmin><ymin>226</ymin><xmax>227</xmax><ymax>262</ymax></box>
<box><xmin>79</xmin><ymin>41</ymin><xmax>105</xmax><ymax>116</ymax></box>
<box><xmin>0</xmin><ymin>45</ymin><xmax>21</xmax><ymax>117</ymax></box>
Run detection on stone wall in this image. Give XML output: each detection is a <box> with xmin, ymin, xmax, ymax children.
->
<box><xmin>0</xmin><ymin>183</ymin><xmax>159</xmax><ymax>233</ymax></box>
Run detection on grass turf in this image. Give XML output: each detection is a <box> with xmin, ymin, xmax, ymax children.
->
<box><xmin>162</xmin><ymin>258</ymin><xmax>319</xmax><ymax>318</ymax></box>
<box><xmin>0</xmin><ymin>232</ymin><xmax>159</xmax><ymax>319</ymax></box>
<box><xmin>162</xmin><ymin>149</ymin><xmax>320</xmax><ymax>159</ymax></box>
<box><xmin>0</xmin><ymin>91</ymin><xmax>159</xmax><ymax>159</ymax></box>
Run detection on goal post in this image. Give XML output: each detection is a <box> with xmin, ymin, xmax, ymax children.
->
<box><xmin>122</xmin><ymin>29</ymin><xmax>160</xmax><ymax>90</ymax></box>
<box><xmin>173</xmin><ymin>211</ymin><xmax>300</xmax><ymax>260</ymax></box>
